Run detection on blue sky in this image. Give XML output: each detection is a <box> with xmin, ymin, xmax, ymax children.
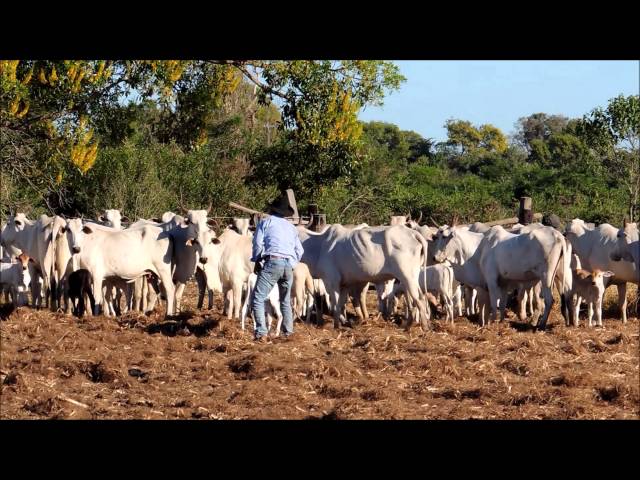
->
<box><xmin>359</xmin><ymin>61</ymin><xmax>640</xmax><ymax>143</ymax></box>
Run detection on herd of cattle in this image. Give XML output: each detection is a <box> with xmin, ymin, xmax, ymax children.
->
<box><xmin>0</xmin><ymin>208</ymin><xmax>638</xmax><ymax>334</ymax></box>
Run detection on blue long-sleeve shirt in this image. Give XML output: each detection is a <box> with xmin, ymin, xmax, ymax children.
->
<box><xmin>251</xmin><ymin>215</ymin><xmax>304</xmax><ymax>268</ymax></box>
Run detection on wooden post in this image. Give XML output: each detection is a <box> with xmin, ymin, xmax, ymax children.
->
<box><xmin>518</xmin><ymin>197</ymin><xmax>533</xmax><ymax>225</ymax></box>
<box><xmin>285</xmin><ymin>189</ymin><xmax>299</xmax><ymax>220</ymax></box>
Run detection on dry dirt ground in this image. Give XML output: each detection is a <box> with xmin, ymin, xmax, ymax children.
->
<box><xmin>1</xmin><ymin>283</ymin><xmax>638</xmax><ymax>420</ymax></box>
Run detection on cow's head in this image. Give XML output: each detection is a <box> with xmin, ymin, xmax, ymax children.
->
<box><xmin>8</xmin><ymin>213</ymin><xmax>29</xmax><ymax>234</ymax></box>
<box><xmin>161</xmin><ymin>211</ymin><xmax>177</xmax><ymax>224</ymax></box>
<box><xmin>184</xmin><ymin>209</ymin><xmax>216</xmax><ymax>252</ymax></box>
<box><xmin>63</xmin><ymin>218</ymin><xmax>93</xmax><ymax>254</ymax></box>
<box><xmin>433</xmin><ymin>230</ymin><xmax>464</xmax><ymax>265</ymax></box>
<box><xmin>611</xmin><ymin>221</ymin><xmax>639</xmax><ymax>267</ymax></box>
<box><xmin>16</xmin><ymin>253</ymin><xmax>33</xmax><ymax>290</ymax></box>
<box><xmin>100</xmin><ymin>209</ymin><xmax>127</xmax><ymax>229</ymax></box>
<box><xmin>196</xmin><ymin>230</ymin><xmax>221</xmax><ymax>264</ymax></box>
<box><xmin>576</xmin><ymin>269</ymin><xmax>614</xmax><ymax>291</ymax></box>
<box><xmin>564</xmin><ymin>218</ymin><xmax>589</xmax><ymax>239</ymax></box>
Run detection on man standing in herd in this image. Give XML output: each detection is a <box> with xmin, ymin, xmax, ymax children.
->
<box><xmin>251</xmin><ymin>194</ymin><xmax>304</xmax><ymax>342</ymax></box>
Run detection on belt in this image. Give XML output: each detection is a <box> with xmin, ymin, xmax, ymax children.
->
<box><xmin>265</xmin><ymin>254</ymin><xmax>287</xmax><ymax>260</ymax></box>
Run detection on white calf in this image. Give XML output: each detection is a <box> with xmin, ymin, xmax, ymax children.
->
<box><xmin>570</xmin><ymin>269</ymin><xmax>614</xmax><ymax>327</ymax></box>
<box><xmin>0</xmin><ymin>254</ymin><xmax>32</xmax><ymax>306</ymax></box>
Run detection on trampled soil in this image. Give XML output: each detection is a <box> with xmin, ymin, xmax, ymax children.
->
<box><xmin>1</xmin><ymin>284</ymin><xmax>638</xmax><ymax>419</ymax></box>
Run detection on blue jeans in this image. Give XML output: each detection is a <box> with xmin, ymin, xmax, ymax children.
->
<box><xmin>252</xmin><ymin>258</ymin><xmax>294</xmax><ymax>338</ymax></box>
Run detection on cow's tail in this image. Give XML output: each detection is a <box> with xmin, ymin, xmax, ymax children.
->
<box><xmin>304</xmin><ymin>269</ymin><xmax>314</xmax><ymax>296</ymax></box>
<box><xmin>561</xmin><ymin>235</ymin><xmax>571</xmax><ymax>296</ymax></box>
<box><xmin>550</xmin><ymin>232</ymin><xmax>571</xmax><ymax>296</ymax></box>
<box><xmin>413</xmin><ymin>231</ymin><xmax>429</xmax><ymax>297</ymax></box>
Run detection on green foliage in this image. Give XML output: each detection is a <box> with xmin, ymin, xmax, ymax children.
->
<box><xmin>1</xmin><ymin>58</ymin><xmax>636</xmax><ymax>228</ymax></box>
<box><xmin>515</xmin><ymin>113</ymin><xmax>569</xmax><ymax>150</ymax></box>
<box><xmin>576</xmin><ymin>94</ymin><xmax>639</xmax><ymax>221</ymax></box>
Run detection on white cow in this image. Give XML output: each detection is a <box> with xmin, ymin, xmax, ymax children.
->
<box><xmin>2</xmin><ymin>213</ymin><xmax>56</xmax><ymax>308</ymax></box>
<box><xmin>62</xmin><ymin>219</ymin><xmax>176</xmax><ymax>316</ymax></box>
<box><xmin>195</xmin><ymin>228</ymin><xmax>253</xmax><ymax>319</ymax></box>
<box><xmin>297</xmin><ymin>224</ymin><xmax>431</xmax><ymax>331</ymax></box>
<box><xmin>433</xmin><ymin>226</ymin><xmax>491</xmax><ymax>324</ymax></box>
<box><xmin>565</xmin><ymin>219</ymin><xmax>638</xmax><ymax>323</ymax></box>
<box><xmin>126</xmin><ymin>214</ymin><xmax>195</xmax><ymax>313</ymax></box>
<box><xmin>48</xmin><ymin>215</ymin><xmax>75</xmax><ymax>313</ymax></box>
<box><xmin>476</xmin><ymin>226</ymin><xmax>570</xmax><ymax>329</ymax></box>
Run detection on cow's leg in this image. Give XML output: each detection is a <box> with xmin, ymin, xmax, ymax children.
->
<box><xmin>536</xmin><ymin>284</ymin><xmax>554</xmax><ymax>331</ymax></box>
<box><xmin>114</xmin><ymin>286</ymin><xmax>124</xmax><ymax>315</ymax></box>
<box><xmin>617</xmin><ymin>283</ymin><xmax>627</xmax><ymax>324</ymax></box>
<box><xmin>232</xmin><ymin>282</ymin><xmax>243</xmax><ymax>320</ymax></box>
<box><xmin>314</xmin><ymin>292</ymin><xmax>324</xmax><ymax>326</ymax></box>
<box><xmin>273</xmin><ymin>299</ymin><xmax>284</xmax><ymax>336</ymax></box>
<box><xmin>518</xmin><ymin>287</ymin><xmax>528</xmax><ymax>321</ymax></box>
<box><xmin>122</xmin><ymin>284</ymin><xmax>132</xmax><ymax>314</ymax></box>
<box><xmin>499</xmin><ymin>288</ymin><xmax>508</xmax><ymax>322</ymax></box>
<box><xmin>145</xmin><ymin>279</ymin><xmax>159</xmax><ymax>313</ymax></box>
<box><xmin>400</xmin><ymin>271</ymin><xmax>430</xmax><ymax>331</ymax></box>
<box><xmin>595</xmin><ymin>295</ymin><xmax>604</xmax><ymax>327</ymax></box>
<box><xmin>195</xmin><ymin>269</ymin><xmax>206</xmax><ymax>310</ymax></box>
<box><xmin>174</xmin><ymin>281</ymin><xmax>186</xmax><ymax>314</ymax></box>
<box><xmin>465</xmin><ymin>286</ymin><xmax>477</xmax><ymax>316</ymax></box>
<box><xmin>445</xmin><ymin>293</ymin><xmax>454</xmax><ymax>323</ymax></box>
<box><xmin>224</xmin><ymin>288</ymin><xmax>234</xmax><ymax>319</ymax></box>
<box><xmin>77</xmin><ymin>291</ymin><xmax>85</xmax><ymax>317</ymax></box>
<box><xmin>333</xmin><ymin>289</ymin><xmax>349</xmax><ymax>329</ymax></box>
<box><xmin>305</xmin><ymin>292</ymin><xmax>314</xmax><ymax>323</ymax></box>
<box><xmin>485</xmin><ymin>280</ymin><xmax>501</xmax><ymax>325</ymax></box>
<box><xmin>453</xmin><ymin>285</ymin><xmax>462</xmax><ymax>317</ymax></box>
<box><xmin>475</xmin><ymin>288</ymin><xmax>490</xmax><ymax>327</ymax></box>
<box><xmin>49</xmin><ymin>277</ymin><xmax>57</xmax><ymax>311</ymax></box>
<box><xmin>359</xmin><ymin>284</ymin><xmax>369</xmax><ymax>322</ymax></box>
<box><xmin>133</xmin><ymin>277</ymin><xmax>142</xmax><ymax>311</ymax></box>
<box><xmin>31</xmin><ymin>273</ymin><xmax>41</xmax><ymax>308</ymax></box>
<box><xmin>92</xmin><ymin>273</ymin><xmax>104</xmax><ymax>316</ymax></box>
<box><xmin>240</xmin><ymin>281</ymin><xmax>253</xmax><ymax>331</ymax></box>
<box><xmin>154</xmin><ymin>267</ymin><xmax>175</xmax><ymax>317</ymax></box>
<box><xmin>572</xmin><ymin>295</ymin><xmax>580</xmax><ymax>327</ymax></box>
<box><xmin>586</xmin><ymin>302</ymin><xmax>594</xmax><ymax>328</ymax></box>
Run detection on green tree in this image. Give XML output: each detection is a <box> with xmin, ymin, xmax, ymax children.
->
<box><xmin>577</xmin><ymin>94</ymin><xmax>640</xmax><ymax>220</ymax></box>
<box><xmin>515</xmin><ymin>112</ymin><xmax>569</xmax><ymax>151</ymax></box>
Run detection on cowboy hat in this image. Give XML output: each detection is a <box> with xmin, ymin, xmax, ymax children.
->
<box><xmin>268</xmin><ymin>194</ymin><xmax>294</xmax><ymax>217</ymax></box>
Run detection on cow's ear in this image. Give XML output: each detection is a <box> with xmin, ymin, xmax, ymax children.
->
<box><xmin>82</xmin><ymin>225</ymin><xmax>93</xmax><ymax>234</ymax></box>
<box><xmin>212</xmin><ymin>238</ymin><xmax>221</xmax><ymax>245</ymax></box>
